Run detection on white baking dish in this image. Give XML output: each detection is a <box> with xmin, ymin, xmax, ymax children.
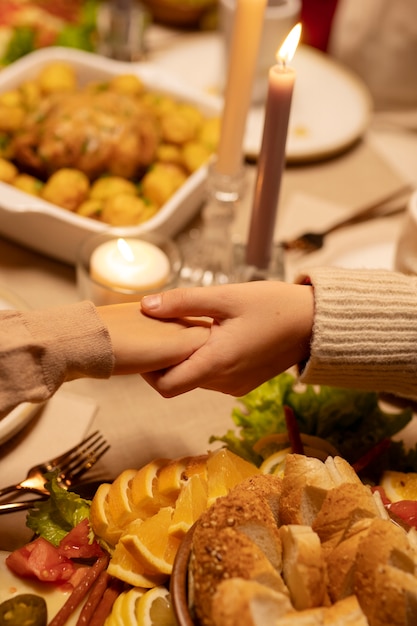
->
<box><xmin>0</xmin><ymin>47</ymin><xmax>222</xmax><ymax>265</ymax></box>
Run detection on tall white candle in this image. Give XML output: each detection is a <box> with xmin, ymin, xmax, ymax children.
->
<box><xmin>215</xmin><ymin>0</ymin><xmax>267</xmax><ymax>178</ymax></box>
<box><xmin>246</xmin><ymin>23</ymin><xmax>301</xmax><ymax>269</ymax></box>
<box><xmin>90</xmin><ymin>238</ymin><xmax>170</xmax><ymax>292</ymax></box>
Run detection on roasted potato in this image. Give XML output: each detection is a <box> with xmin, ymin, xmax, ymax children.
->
<box><xmin>42</xmin><ymin>168</ymin><xmax>90</xmax><ymax>212</ymax></box>
<box><xmin>0</xmin><ymin>61</ymin><xmax>220</xmax><ymax>225</ymax></box>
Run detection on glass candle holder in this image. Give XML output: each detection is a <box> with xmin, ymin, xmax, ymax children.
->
<box><xmin>77</xmin><ymin>231</ymin><xmax>182</xmax><ymax>305</ymax></box>
<box><xmin>178</xmin><ymin>159</ymin><xmax>247</xmax><ymax>287</ymax></box>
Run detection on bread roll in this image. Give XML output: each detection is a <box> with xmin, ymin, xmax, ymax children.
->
<box><xmin>354</xmin><ymin>518</ymin><xmax>416</xmax><ymax>620</ymax></box>
<box><xmin>312</xmin><ymin>483</ymin><xmax>382</xmax><ymax>553</ymax></box>
<box><xmin>367</xmin><ymin>565</ymin><xmax>417</xmax><ymax>626</ymax></box>
<box><xmin>229</xmin><ymin>474</ymin><xmax>283</xmax><ymax>524</ymax></box>
<box><xmin>280</xmin><ymin>524</ymin><xmax>326</xmax><ymax>610</ymax></box>
<box><xmin>323</xmin><ymin>595</ymin><xmax>369</xmax><ymax>626</ymax></box>
<box><xmin>326</xmin><ymin>519</ymin><xmax>373</xmax><ymax>602</ymax></box>
<box><xmin>279</xmin><ymin>455</ymin><xmax>360</xmax><ymax>527</ymax></box>
<box><xmin>191</xmin><ymin>525</ymin><xmax>288</xmax><ymax>626</ymax></box>
<box><xmin>211</xmin><ymin>578</ymin><xmax>293</xmax><ymax>626</ymax></box>
<box><xmin>196</xmin><ymin>487</ymin><xmax>283</xmax><ymax>571</ymax></box>
<box><xmin>280</xmin><ymin>455</ymin><xmax>335</xmax><ymax>526</ymax></box>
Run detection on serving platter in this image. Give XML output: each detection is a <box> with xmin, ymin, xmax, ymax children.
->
<box><xmin>0</xmin><ymin>47</ymin><xmax>221</xmax><ymax>265</ymax></box>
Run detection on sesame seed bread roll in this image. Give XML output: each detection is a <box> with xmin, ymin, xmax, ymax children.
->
<box><xmin>353</xmin><ymin>518</ymin><xmax>417</xmax><ymax>622</ymax></box>
<box><xmin>196</xmin><ymin>487</ymin><xmax>283</xmax><ymax>571</ymax></box>
<box><xmin>191</xmin><ymin>525</ymin><xmax>288</xmax><ymax>626</ymax></box>
<box><xmin>229</xmin><ymin>474</ymin><xmax>283</xmax><ymax>524</ymax></box>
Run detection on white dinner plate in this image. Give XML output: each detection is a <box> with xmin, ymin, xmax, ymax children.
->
<box><xmin>150</xmin><ymin>34</ymin><xmax>372</xmax><ymax>162</ymax></box>
<box><xmin>329</xmin><ymin>241</ymin><xmax>395</xmax><ymax>271</ymax></box>
<box><xmin>0</xmin><ymin>550</ymin><xmax>79</xmax><ymax>624</ymax></box>
<box><xmin>0</xmin><ymin>286</ymin><xmax>43</xmax><ymax>446</ymax></box>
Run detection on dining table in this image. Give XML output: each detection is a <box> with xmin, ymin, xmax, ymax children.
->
<box><xmin>1</xmin><ymin>22</ymin><xmax>417</xmax><ymax>551</ymax></box>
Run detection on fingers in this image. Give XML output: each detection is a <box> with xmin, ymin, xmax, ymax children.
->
<box><xmin>142</xmin><ymin>358</ymin><xmax>209</xmax><ymax>397</ymax></box>
<box><xmin>141</xmin><ymin>285</ymin><xmax>241</xmax><ymax>320</ymax></box>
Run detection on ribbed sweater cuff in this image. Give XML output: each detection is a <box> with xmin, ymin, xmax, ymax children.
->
<box><xmin>296</xmin><ymin>267</ymin><xmax>417</xmax><ymax>400</ymax></box>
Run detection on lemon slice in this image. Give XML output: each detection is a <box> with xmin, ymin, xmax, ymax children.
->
<box><xmin>105</xmin><ymin>592</ymin><xmax>126</xmax><ymax>626</ymax></box>
<box><xmin>135</xmin><ymin>586</ymin><xmax>177</xmax><ymax>626</ymax></box>
<box><xmin>260</xmin><ymin>448</ymin><xmax>291</xmax><ymax>476</ymax></box>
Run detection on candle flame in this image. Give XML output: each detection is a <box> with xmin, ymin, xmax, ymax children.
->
<box><xmin>117</xmin><ymin>238</ymin><xmax>135</xmax><ymax>262</ymax></box>
<box><xmin>277</xmin><ymin>22</ymin><xmax>302</xmax><ymax>64</ymax></box>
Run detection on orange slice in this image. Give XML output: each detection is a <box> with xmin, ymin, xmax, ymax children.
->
<box><xmin>108</xmin><ymin>541</ymin><xmax>167</xmax><ymax>588</ymax></box>
<box><xmin>105</xmin><ymin>468</ymin><xmax>138</xmax><ymax>528</ymax></box>
<box><xmin>183</xmin><ymin>454</ymin><xmax>209</xmax><ymax>481</ymax></box>
<box><xmin>206</xmin><ymin>448</ymin><xmax>260</xmax><ymax>505</ymax></box>
<box><xmin>121</xmin><ymin>508</ymin><xmax>181</xmax><ymax>575</ymax></box>
<box><xmin>130</xmin><ymin>458</ymin><xmax>170</xmax><ymax>518</ymax></box>
<box><xmin>90</xmin><ymin>482</ymin><xmax>122</xmax><ymax>546</ymax></box>
<box><xmin>154</xmin><ymin>457</ymin><xmax>191</xmax><ymax>506</ymax></box>
<box><xmin>169</xmin><ymin>473</ymin><xmax>208</xmax><ymax>539</ymax></box>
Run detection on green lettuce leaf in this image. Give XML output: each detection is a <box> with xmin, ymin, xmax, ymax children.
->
<box><xmin>26</xmin><ymin>473</ymin><xmax>91</xmax><ymax>546</ymax></box>
<box><xmin>210</xmin><ymin>373</ymin><xmax>415</xmax><ymax>473</ymax></box>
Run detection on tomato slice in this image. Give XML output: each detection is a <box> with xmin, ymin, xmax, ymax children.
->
<box><xmin>387</xmin><ymin>500</ymin><xmax>417</xmax><ymax>529</ymax></box>
<box><xmin>58</xmin><ymin>519</ymin><xmax>103</xmax><ymax>560</ymax></box>
<box><xmin>6</xmin><ymin>537</ymin><xmax>75</xmax><ymax>583</ymax></box>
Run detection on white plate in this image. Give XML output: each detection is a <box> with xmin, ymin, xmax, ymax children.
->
<box><xmin>149</xmin><ymin>35</ymin><xmax>372</xmax><ymax>162</ymax></box>
<box><xmin>330</xmin><ymin>241</ymin><xmax>395</xmax><ymax>271</ymax></box>
<box><xmin>0</xmin><ymin>550</ymin><xmax>80</xmax><ymax>624</ymax></box>
<box><xmin>0</xmin><ymin>286</ymin><xmax>42</xmax><ymax>446</ymax></box>
<box><xmin>246</xmin><ymin>44</ymin><xmax>372</xmax><ymax>162</ymax></box>
<box><xmin>0</xmin><ymin>47</ymin><xmax>221</xmax><ymax>265</ymax></box>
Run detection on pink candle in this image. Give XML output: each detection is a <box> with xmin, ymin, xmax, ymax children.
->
<box><xmin>246</xmin><ymin>24</ymin><xmax>301</xmax><ymax>269</ymax></box>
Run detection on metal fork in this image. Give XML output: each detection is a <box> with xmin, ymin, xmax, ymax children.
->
<box><xmin>0</xmin><ymin>431</ymin><xmax>110</xmax><ymax>500</ymax></box>
<box><xmin>282</xmin><ymin>184</ymin><xmax>413</xmax><ymax>253</ymax></box>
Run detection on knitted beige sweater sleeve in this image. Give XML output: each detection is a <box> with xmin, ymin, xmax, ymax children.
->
<box><xmin>0</xmin><ymin>300</ymin><xmax>114</xmax><ymax>418</ymax></box>
<box><xmin>296</xmin><ymin>267</ymin><xmax>417</xmax><ymax>400</ymax></box>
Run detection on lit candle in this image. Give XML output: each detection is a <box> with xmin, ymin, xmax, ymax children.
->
<box><xmin>245</xmin><ymin>23</ymin><xmax>301</xmax><ymax>269</ymax></box>
<box><xmin>90</xmin><ymin>238</ymin><xmax>170</xmax><ymax>294</ymax></box>
<box><xmin>215</xmin><ymin>0</ymin><xmax>267</xmax><ymax>178</ymax></box>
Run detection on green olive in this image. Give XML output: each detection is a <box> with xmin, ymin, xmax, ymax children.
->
<box><xmin>0</xmin><ymin>594</ymin><xmax>47</xmax><ymax>626</ymax></box>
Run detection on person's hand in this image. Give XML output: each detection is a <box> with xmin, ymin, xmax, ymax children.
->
<box><xmin>96</xmin><ymin>302</ymin><xmax>210</xmax><ymax>375</ymax></box>
<box><xmin>140</xmin><ymin>281</ymin><xmax>314</xmax><ymax>397</ymax></box>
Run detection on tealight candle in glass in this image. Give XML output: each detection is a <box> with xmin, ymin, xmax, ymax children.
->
<box><xmin>77</xmin><ymin>231</ymin><xmax>182</xmax><ymax>305</ymax></box>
